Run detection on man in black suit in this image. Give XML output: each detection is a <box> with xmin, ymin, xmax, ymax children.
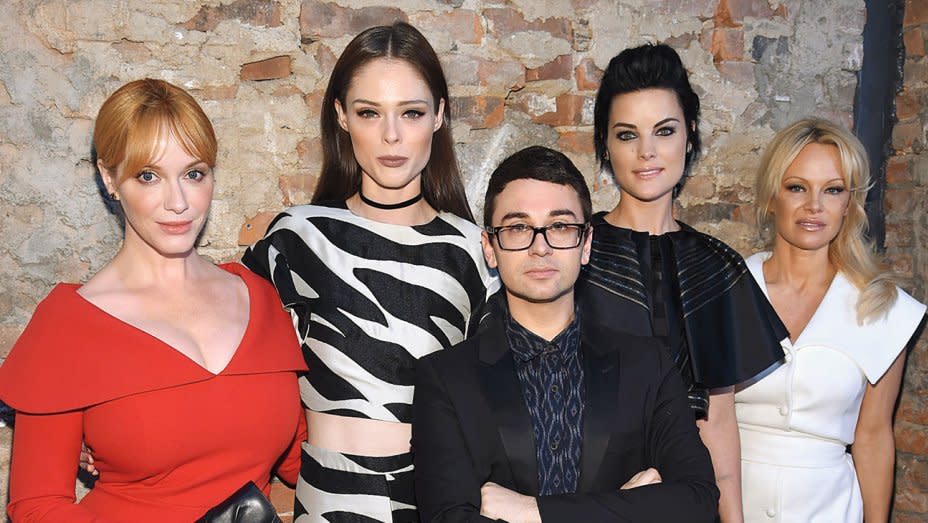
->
<box><xmin>412</xmin><ymin>146</ymin><xmax>719</xmax><ymax>522</ymax></box>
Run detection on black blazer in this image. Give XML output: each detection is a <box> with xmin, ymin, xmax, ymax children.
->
<box><xmin>412</xmin><ymin>313</ymin><xmax>719</xmax><ymax>522</ymax></box>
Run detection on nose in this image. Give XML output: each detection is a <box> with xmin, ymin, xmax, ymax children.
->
<box><xmin>383</xmin><ymin>115</ymin><xmax>400</xmax><ymax>145</ymax></box>
<box><xmin>528</xmin><ymin>229</ymin><xmax>553</xmax><ymax>256</ymax></box>
<box><xmin>163</xmin><ymin>178</ymin><xmax>189</xmax><ymax>214</ymax></box>
<box><xmin>805</xmin><ymin>192</ymin><xmax>823</xmax><ymax>213</ymax></box>
<box><xmin>638</xmin><ymin>135</ymin><xmax>656</xmax><ymax>160</ymax></box>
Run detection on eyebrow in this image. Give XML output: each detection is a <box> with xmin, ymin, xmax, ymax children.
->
<box><xmin>142</xmin><ymin>159</ymin><xmax>209</xmax><ymax>172</ymax></box>
<box><xmin>351</xmin><ymin>98</ymin><xmax>431</xmax><ymax>107</ymax></box>
<box><xmin>782</xmin><ymin>176</ymin><xmax>846</xmax><ymax>184</ymax></box>
<box><xmin>498</xmin><ymin>209</ymin><xmax>580</xmax><ymax>222</ymax></box>
<box><xmin>612</xmin><ymin>117</ymin><xmax>680</xmax><ymax>130</ymax></box>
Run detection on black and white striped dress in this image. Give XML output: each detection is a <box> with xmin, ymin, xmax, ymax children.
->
<box><xmin>243</xmin><ymin>202</ymin><xmax>499</xmax><ymax>521</ymax></box>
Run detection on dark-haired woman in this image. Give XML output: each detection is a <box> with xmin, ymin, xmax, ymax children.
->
<box><xmin>576</xmin><ymin>44</ymin><xmax>787</xmax><ymax>522</ymax></box>
<box><xmin>243</xmin><ymin>22</ymin><xmax>498</xmax><ymax>522</ymax></box>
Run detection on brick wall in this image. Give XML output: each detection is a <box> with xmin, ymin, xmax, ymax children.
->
<box><xmin>0</xmin><ymin>0</ymin><xmax>906</xmax><ymax>520</ymax></box>
<box><xmin>889</xmin><ymin>1</ymin><xmax>928</xmax><ymax>520</ymax></box>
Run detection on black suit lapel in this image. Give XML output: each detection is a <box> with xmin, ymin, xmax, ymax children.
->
<box><xmin>579</xmin><ymin>331</ymin><xmax>620</xmax><ymax>492</ymax></box>
<box><xmin>478</xmin><ymin>319</ymin><xmax>540</xmax><ymax>496</ymax></box>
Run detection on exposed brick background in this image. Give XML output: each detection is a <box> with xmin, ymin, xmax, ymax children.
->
<box><xmin>890</xmin><ymin>1</ymin><xmax>928</xmax><ymax>520</ymax></box>
<box><xmin>0</xmin><ymin>0</ymin><xmax>920</xmax><ymax>520</ymax></box>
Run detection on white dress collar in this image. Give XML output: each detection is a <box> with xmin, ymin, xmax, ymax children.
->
<box><xmin>745</xmin><ymin>252</ymin><xmax>925</xmax><ymax>384</ymax></box>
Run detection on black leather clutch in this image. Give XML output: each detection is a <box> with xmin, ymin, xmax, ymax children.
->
<box><xmin>195</xmin><ymin>481</ymin><xmax>283</xmax><ymax>523</ymax></box>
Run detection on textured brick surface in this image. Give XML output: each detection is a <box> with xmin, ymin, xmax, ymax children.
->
<box><xmin>889</xmin><ymin>5</ymin><xmax>928</xmax><ymax>520</ymax></box>
<box><xmin>241</xmin><ymin>55</ymin><xmax>293</xmax><ymax>81</ymax></box>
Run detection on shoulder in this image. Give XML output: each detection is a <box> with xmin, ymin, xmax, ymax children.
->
<box><xmin>674</xmin><ymin>222</ymin><xmax>746</xmax><ymax>265</ymax></box>
<box><xmin>589</xmin><ymin>211</ymin><xmax>629</xmax><ymax>243</ymax></box>
<box><xmin>434</xmin><ymin>212</ymin><xmax>484</xmax><ymax>240</ymax></box>
<box><xmin>220</xmin><ymin>263</ymin><xmax>275</xmax><ymax>296</ymax></box>
<box><xmin>268</xmin><ymin>203</ymin><xmax>349</xmax><ymax>229</ymax></box>
<box><xmin>801</xmin><ymin>272</ymin><xmax>925</xmax><ymax>383</ymax></box>
<box><xmin>419</xmin><ymin>334</ymin><xmax>482</xmax><ymax>373</ymax></box>
<box><xmin>743</xmin><ymin>252</ymin><xmax>771</xmax><ymax>284</ymax></box>
<box><xmin>869</xmin><ymin>282</ymin><xmax>926</xmax><ymax>336</ymax></box>
<box><xmin>0</xmin><ymin>285</ymin><xmax>156</xmax><ymax>413</ymax></box>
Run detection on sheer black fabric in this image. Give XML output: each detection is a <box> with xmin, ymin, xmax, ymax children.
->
<box><xmin>578</xmin><ymin>212</ymin><xmax>786</xmax><ymax>418</ymax></box>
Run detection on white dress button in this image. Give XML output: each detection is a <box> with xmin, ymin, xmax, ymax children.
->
<box><xmin>778</xmin><ymin>405</ymin><xmax>789</xmax><ymax>416</ymax></box>
<box><xmin>766</xmin><ymin>508</ymin><xmax>777</xmax><ymax>517</ymax></box>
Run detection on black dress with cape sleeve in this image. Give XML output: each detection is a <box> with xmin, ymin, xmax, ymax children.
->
<box><xmin>577</xmin><ymin>212</ymin><xmax>786</xmax><ymax>417</ymax></box>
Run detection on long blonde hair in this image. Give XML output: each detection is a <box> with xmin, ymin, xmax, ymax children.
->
<box><xmin>755</xmin><ymin>117</ymin><xmax>899</xmax><ymax>324</ymax></box>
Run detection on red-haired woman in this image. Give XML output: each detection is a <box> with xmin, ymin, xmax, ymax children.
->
<box><xmin>0</xmin><ymin>79</ymin><xmax>306</xmax><ymax>521</ymax></box>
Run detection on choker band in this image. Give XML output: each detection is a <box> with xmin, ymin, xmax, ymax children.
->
<box><xmin>359</xmin><ymin>191</ymin><xmax>423</xmax><ymax>210</ymax></box>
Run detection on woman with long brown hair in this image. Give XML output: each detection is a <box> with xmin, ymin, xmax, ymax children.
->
<box><xmin>243</xmin><ymin>22</ymin><xmax>498</xmax><ymax>522</ymax></box>
<box><xmin>736</xmin><ymin>118</ymin><xmax>925</xmax><ymax>522</ymax></box>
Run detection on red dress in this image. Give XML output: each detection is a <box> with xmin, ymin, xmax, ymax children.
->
<box><xmin>0</xmin><ymin>263</ymin><xmax>307</xmax><ymax>522</ymax></box>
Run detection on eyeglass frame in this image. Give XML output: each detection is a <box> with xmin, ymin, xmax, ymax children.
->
<box><xmin>485</xmin><ymin>222</ymin><xmax>591</xmax><ymax>251</ymax></box>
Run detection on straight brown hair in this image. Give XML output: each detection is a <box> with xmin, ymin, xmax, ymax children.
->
<box><xmin>312</xmin><ymin>22</ymin><xmax>474</xmax><ymax>222</ymax></box>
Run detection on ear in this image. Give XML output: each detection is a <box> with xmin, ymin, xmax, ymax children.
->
<box><xmin>334</xmin><ymin>99</ymin><xmax>349</xmax><ymax>132</ymax></box>
<box><xmin>580</xmin><ymin>226</ymin><xmax>593</xmax><ymax>266</ymax></box>
<box><xmin>481</xmin><ymin>231</ymin><xmax>498</xmax><ymax>270</ymax></box>
<box><xmin>433</xmin><ymin>98</ymin><xmax>445</xmax><ymax>133</ymax></box>
<box><xmin>98</xmin><ymin>159</ymin><xmax>119</xmax><ymax>197</ymax></box>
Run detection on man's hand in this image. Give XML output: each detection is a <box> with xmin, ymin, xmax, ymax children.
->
<box><xmin>480</xmin><ymin>482</ymin><xmax>542</xmax><ymax>523</ymax></box>
<box><xmin>620</xmin><ymin>467</ymin><xmax>662</xmax><ymax>489</ymax></box>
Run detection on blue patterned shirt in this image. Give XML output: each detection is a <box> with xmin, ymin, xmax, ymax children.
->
<box><xmin>504</xmin><ymin>308</ymin><xmax>585</xmax><ymax>496</ymax></box>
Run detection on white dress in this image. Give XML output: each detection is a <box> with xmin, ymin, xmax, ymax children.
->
<box><xmin>736</xmin><ymin>252</ymin><xmax>925</xmax><ymax>523</ymax></box>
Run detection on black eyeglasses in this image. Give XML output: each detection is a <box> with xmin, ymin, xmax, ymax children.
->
<box><xmin>486</xmin><ymin>222</ymin><xmax>590</xmax><ymax>251</ymax></box>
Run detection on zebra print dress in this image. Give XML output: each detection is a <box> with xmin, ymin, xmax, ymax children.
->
<box><xmin>242</xmin><ymin>202</ymin><xmax>499</xmax><ymax>521</ymax></box>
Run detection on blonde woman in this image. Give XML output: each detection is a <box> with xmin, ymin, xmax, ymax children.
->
<box><xmin>736</xmin><ymin>118</ymin><xmax>925</xmax><ymax>522</ymax></box>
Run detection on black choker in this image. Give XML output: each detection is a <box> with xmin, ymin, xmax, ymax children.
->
<box><xmin>359</xmin><ymin>191</ymin><xmax>423</xmax><ymax>210</ymax></box>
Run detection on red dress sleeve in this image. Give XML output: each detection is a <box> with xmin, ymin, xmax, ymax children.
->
<box><xmin>274</xmin><ymin>406</ymin><xmax>307</xmax><ymax>486</ymax></box>
<box><xmin>8</xmin><ymin>411</ymin><xmax>113</xmax><ymax>522</ymax></box>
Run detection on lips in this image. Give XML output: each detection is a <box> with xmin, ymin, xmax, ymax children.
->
<box><xmin>524</xmin><ymin>266</ymin><xmax>558</xmax><ymax>278</ymax></box>
<box><xmin>632</xmin><ymin>167</ymin><xmax>663</xmax><ymax>178</ymax></box>
<box><xmin>377</xmin><ymin>155</ymin><xmax>408</xmax><ymax>168</ymax></box>
<box><xmin>796</xmin><ymin>219</ymin><xmax>825</xmax><ymax>231</ymax></box>
<box><xmin>158</xmin><ymin>220</ymin><xmax>193</xmax><ymax>234</ymax></box>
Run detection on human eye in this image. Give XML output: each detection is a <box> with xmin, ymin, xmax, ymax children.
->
<box><xmin>403</xmin><ymin>109</ymin><xmax>426</xmax><ymax>119</ymax></box>
<box><xmin>785</xmin><ymin>183</ymin><xmax>805</xmax><ymax>193</ymax></box>
<box><xmin>506</xmin><ymin>224</ymin><xmax>531</xmax><ymax>233</ymax></box>
<box><xmin>825</xmin><ymin>185</ymin><xmax>846</xmax><ymax>195</ymax></box>
<box><xmin>356</xmin><ymin>108</ymin><xmax>378</xmax><ymax>119</ymax></box>
<box><xmin>548</xmin><ymin>222</ymin><xmax>571</xmax><ymax>231</ymax></box>
<box><xmin>185</xmin><ymin>169</ymin><xmax>207</xmax><ymax>181</ymax></box>
<box><xmin>655</xmin><ymin>125</ymin><xmax>677</xmax><ymax>137</ymax></box>
<box><xmin>616</xmin><ymin>130</ymin><xmax>637</xmax><ymax>141</ymax></box>
<box><xmin>136</xmin><ymin>170</ymin><xmax>158</xmax><ymax>184</ymax></box>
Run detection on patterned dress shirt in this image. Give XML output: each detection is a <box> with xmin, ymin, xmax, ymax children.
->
<box><xmin>504</xmin><ymin>308</ymin><xmax>585</xmax><ymax>496</ymax></box>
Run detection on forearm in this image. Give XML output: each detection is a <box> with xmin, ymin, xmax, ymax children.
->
<box><xmin>274</xmin><ymin>406</ymin><xmax>308</xmax><ymax>486</ymax></box>
<box><xmin>852</xmin><ymin>428</ymin><xmax>895</xmax><ymax>522</ymax></box>
<box><xmin>8</xmin><ymin>500</ymin><xmax>112</xmax><ymax>523</ymax></box>
<box><xmin>697</xmin><ymin>389</ymin><xmax>743</xmax><ymax>523</ymax></box>
<box><xmin>9</xmin><ymin>412</ymin><xmax>111</xmax><ymax>522</ymax></box>
<box><xmin>537</xmin><ymin>480</ymin><xmax>719</xmax><ymax>523</ymax></box>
